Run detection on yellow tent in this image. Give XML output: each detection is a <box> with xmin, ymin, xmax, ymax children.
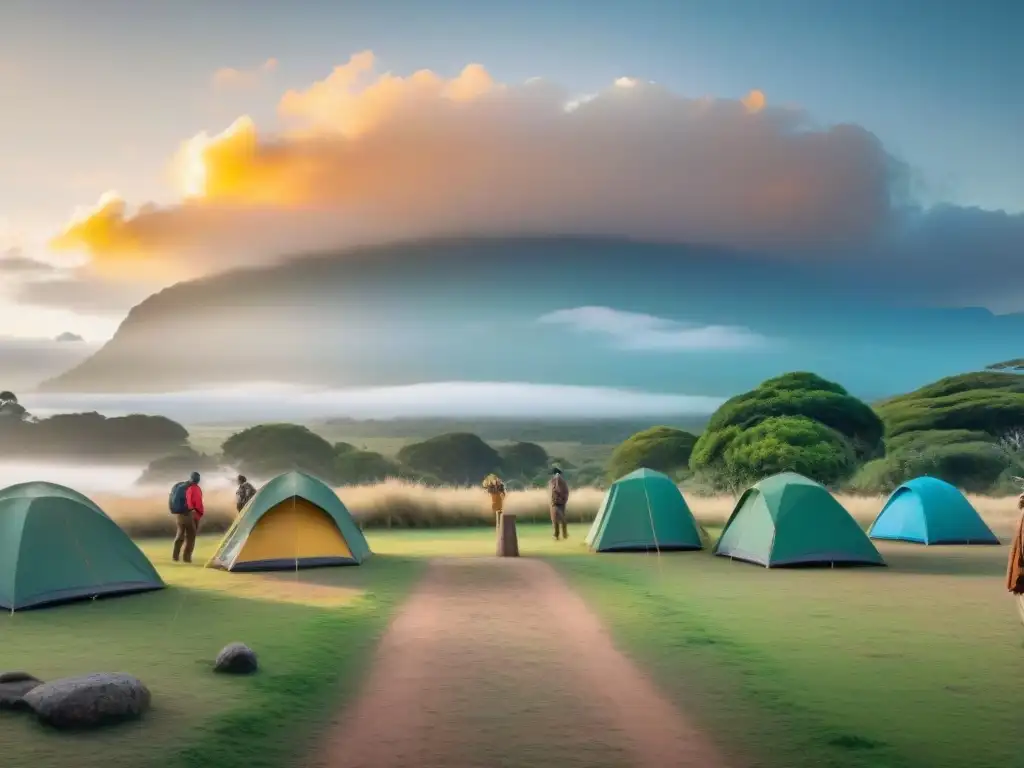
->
<box><xmin>206</xmin><ymin>471</ymin><xmax>370</xmax><ymax>571</ymax></box>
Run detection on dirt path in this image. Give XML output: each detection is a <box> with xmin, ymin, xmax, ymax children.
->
<box><xmin>307</xmin><ymin>557</ymin><xmax>729</xmax><ymax>768</ymax></box>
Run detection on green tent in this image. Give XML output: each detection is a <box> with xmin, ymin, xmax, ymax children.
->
<box><xmin>207</xmin><ymin>471</ymin><xmax>371</xmax><ymax>571</ymax></box>
<box><xmin>0</xmin><ymin>481</ymin><xmax>164</xmax><ymax>611</ymax></box>
<box><xmin>586</xmin><ymin>468</ymin><xmax>704</xmax><ymax>552</ymax></box>
<box><xmin>714</xmin><ymin>472</ymin><xmax>885</xmax><ymax>568</ymax></box>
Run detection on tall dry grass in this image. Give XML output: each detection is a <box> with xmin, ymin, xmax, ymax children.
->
<box><xmin>94</xmin><ymin>481</ymin><xmax>1024</xmax><ymax>540</ymax></box>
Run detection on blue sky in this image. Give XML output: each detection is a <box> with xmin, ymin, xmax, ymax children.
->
<box><xmin>0</xmin><ymin>0</ymin><xmax>1021</xmax><ymax>345</ymax></box>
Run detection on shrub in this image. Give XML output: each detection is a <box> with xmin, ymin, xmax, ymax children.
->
<box><xmin>335</xmin><ymin>450</ymin><xmax>401</xmax><ymax>484</ymax></box>
<box><xmin>498</xmin><ymin>441</ymin><xmax>550</xmax><ymax>479</ymax></box>
<box><xmin>137</xmin><ymin>448</ymin><xmax>223</xmax><ymax>485</ymax></box>
<box><xmin>847</xmin><ymin>441</ymin><xmax>1013</xmax><ymax>495</ymax></box>
<box><xmin>222</xmin><ymin>423</ymin><xmax>338</xmax><ymax>480</ymax></box>
<box><xmin>396</xmin><ymin>433</ymin><xmax>502</xmax><ymax>485</ymax></box>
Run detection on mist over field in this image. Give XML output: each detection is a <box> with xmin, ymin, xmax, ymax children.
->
<box><xmin>20</xmin><ymin>381</ymin><xmax>725</xmax><ymax>422</ymax></box>
<box><xmin>0</xmin><ymin>460</ymin><xmax>239</xmax><ymax>496</ymax></box>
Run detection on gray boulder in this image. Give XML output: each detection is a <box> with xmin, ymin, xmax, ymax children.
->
<box><xmin>0</xmin><ymin>672</ymin><xmax>42</xmax><ymax>710</ymax></box>
<box><xmin>214</xmin><ymin>642</ymin><xmax>258</xmax><ymax>674</ymax></box>
<box><xmin>21</xmin><ymin>673</ymin><xmax>150</xmax><ymax>729</ymax></box>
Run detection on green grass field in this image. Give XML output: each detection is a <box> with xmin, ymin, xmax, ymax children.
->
<box><xmin>3</xmin><ymin>524</ymin><xmax>1023</xmax><ymax>768</ymax></box>
<box><xmin>0</xmin><ymin>538</ymin><xmax>423</xmax><ymax>768</ymax></box>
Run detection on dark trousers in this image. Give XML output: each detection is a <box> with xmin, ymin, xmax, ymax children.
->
<box><xmin>551</xmin><ymin>504</ymin><xmax>568</xmax><ymax>539</ymax></box>
<box><xmin>173</xmin><ymin>513</ymin><xmax>197</xmax><ymax>562</ymax></box>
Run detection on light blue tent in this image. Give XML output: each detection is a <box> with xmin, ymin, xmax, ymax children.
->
<box><xmin>868</xmin><ymin>476</ymin><xmax>999</xmax><ymax>545</ymax></box>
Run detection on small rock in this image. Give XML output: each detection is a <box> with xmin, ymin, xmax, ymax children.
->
<box><xmin>0</xmin><ymin>671</ymin><xmax>39</xmax><ymax>684</ymax></box>
<box><xmin>21</xmin><ymin>673</ymin><xmax>150</xmax><ymax>729</ymax></box>
<box><xmin>214</xmin><ymin>642</ymin><xmax>258</xmax><ymax>674</ymax></box>
<box><xmin>0</xmin><ymin>672</ymin><xmax>42</xmax><ymax>710</ymax></box>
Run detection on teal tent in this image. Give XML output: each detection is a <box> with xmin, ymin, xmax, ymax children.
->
<box><xmin>714</xmin><ymin>472</ymin><xmax>885</xmax><ymax>568</ymax></box>
<box><xmin>586</xmin><ymin>468</ymin><xmax>704</xmax><ymax>552</ymax></box>
<box><xmin>868</xmin><ymin>476</ymin><xmax>999</xmax><ymax>545</ymax></box>
<box><xmin>207</xmin><ymin>471</ymin><xmax>371</xmax><ymax>571</ymax></box>
<box><xmin>0</xmin><ymin>481</ymin><xmax>164</xmax><ymax>611</ymax></box>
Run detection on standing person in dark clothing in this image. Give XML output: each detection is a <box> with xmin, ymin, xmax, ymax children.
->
<box><xmin>549</xmin><ymin>467</ymin><xmax>570</xmax><ymax>541</ymax></box>
<box><xmin>235</xmin><ymin>474</ymin><xmax>257</xmax><ymax>513</ymax></box>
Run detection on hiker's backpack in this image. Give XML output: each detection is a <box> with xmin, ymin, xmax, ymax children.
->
<box><xmin>169</xmin><ymin>481</ymin><xmax>190</xmax><ymax>514</ymax></box>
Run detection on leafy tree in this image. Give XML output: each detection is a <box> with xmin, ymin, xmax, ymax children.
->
<box><xmin>0</xmin><ymin>390</ymin><xmax>28</xmax><ymax>422</ymax></box>
<box><xmin>699</xmin><ymin>372</ymin><xmax>883</xmax><ymax>459</ymax></box>
<box><xmin>987</xmin><ymin>358</ymin><xmax>1024</xmax><ymax>371</ymax></box>
<box><xmin>0</xmin><ymin>401</ymin><xmax>29</xmax><ymax>421</ymax></box>
<box><xmin>222</xmin><ymin>423</ymin><xmax>338</xmax><ymax>480</ymax></box>
<box><xmin>875</xmin><ymin>372</ymin><xmax>1024</xmax><ymax>438</ymax></box>
<box><xmin>606</xmin><ymin>426</ymin><xmax>697</xmax><ymax>481</ymax></box>
<box><xmin>396</xmin><ymin>432</ymin><xmax>502</xmax><ymax>485</ymax></box>
<box><xmin>691</xmin><ymin>372</ymin><xmax>880</xmax><ymax>489</ymax></box>
<box><xmin>719</xmin><ymin>416</ymin><xmax>857</xmax><ymax>488</ymax></box>
<box><xmin>498</xmin><ymin>441</ymin><xmax>549</xmax><ymax>479</ymax></box>
<box><xmin>0</xmin><ymin>410</ymin><xmax>187</xmax><ymax>458</ymax></box>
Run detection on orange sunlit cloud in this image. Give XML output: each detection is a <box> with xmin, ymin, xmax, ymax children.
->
<box><xmin>51</xmin><ymin>50</ymin><xmax>894</xmax><ymax>279</ymax></box>
<box><xmin>211</xmin><ymin>57</ymin><xmax>278</xmax><ymax>89</ymax></box>
<box><xmin>742</xmin><ymin>89</ymin><xmax>766</xmax><ymax>113</ymax></box>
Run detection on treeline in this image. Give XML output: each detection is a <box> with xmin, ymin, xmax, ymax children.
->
<box><xmin>0</xmin><ymin>391</ymin><xmax>188</xmax><ymax>461</ymax></box>
<box><xmin>8</xmin><ymin>367</ymin><xmax>1024</xmax><ymax>496</ymax></box>
<box><xmin>681</xmin><ymin>371</ymin><xmax>1024</xmax><ymax>495</ymax></box>
<box><xmin>140</xmin><ymin>425</ymin><xmax>588</xmax><ymax>487</ymax></box>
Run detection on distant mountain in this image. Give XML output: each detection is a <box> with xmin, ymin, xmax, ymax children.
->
<box><xmin>39</xmin><ymin>236</ymin><xmax>1024</xmax><ymax>399</ymax></box>
<box><xmin>55</xmin><ymin>332</ymin><xmax>84</xmax><ymax>343</ymax></box>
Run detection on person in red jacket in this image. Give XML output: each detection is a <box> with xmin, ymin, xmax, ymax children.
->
<box><xmin>186</xmin><ymin>470</ymin><xmax>205</xmax><ymax>529</ymax></box>
<box><xmin>173</xmin><ymin>472</ymin><xmax>205</xmax><ymax>563</ymax></box>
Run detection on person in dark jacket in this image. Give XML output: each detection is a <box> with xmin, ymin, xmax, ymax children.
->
<box><xmin>549</xmin><ymin>467</ymin><xmax>570</xmax><ymax>540</ymax></box>
<box><xmin>235</xmin><ymin>475</ymin><xmax>257</xmax><ymax>513</ymax></box>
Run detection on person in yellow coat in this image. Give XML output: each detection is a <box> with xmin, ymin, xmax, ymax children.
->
<box><xmin>482</xmin><ymin>473</ymin><xmax>507</xmax><ymax>527</ymax></box>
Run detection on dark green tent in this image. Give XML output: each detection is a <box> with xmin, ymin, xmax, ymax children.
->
<box><xmin>0</xmin><ymin>482</ymin><xmax>164</xmax><ymax>611</ymax></box>
<box><xmin>713</xmin><ymin>472</ymin><xmax>885</xmax><ymax>568</ymax></box>
<box><xmin>586</xmin><ymin>468</ymin><xmax>704</xmax><ymax>552</ymax></box>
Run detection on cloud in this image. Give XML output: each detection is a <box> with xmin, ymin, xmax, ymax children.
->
<box><xmin>50</xmin><ymin>52</ymin><xmax>896</xmax><ymax>271</ymax></box>
<box><xmin>538</xmin><ymin>307</ymin><xmax>770</xmax><ymax>350</ymax></box>
<box><xmin>211</xmin><ymin>57</ymin><xmax>278</xmax><ymax>89</ymax></box>
<box><xmin>21</xmin><ymin>381</ymin><xmax>725</xmax><ymax>422</ymax></box>
<box><xmin>47</xmin><ymin>50</ymin><xmax>1024</xmax><ymax>307</ymax></box>
<box><xmin>0</xmin><ymin>248</ymin><xmax>55</xmax><ymax>274</ymax></box>
<box><xmin>15</xmin><ymin>269</ymin><xmax>162</xmax><ymax>315</ymax></box>
<box><xmin>0</xmin><ymin>336</ymin><xmax>99</xmax><ymax>392</ymax></box>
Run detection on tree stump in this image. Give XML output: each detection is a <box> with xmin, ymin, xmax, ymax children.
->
<box><xmin>496</xmin><ymin>513</ymin><xmax>520</xmax><ymax>557</ymax></box>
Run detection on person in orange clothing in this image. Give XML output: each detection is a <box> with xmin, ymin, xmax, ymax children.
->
<box><xmin>483</xmin><ymin>474</ymin><xmax>507</xmax><ymax>527</ymax></box>
<box><xmin>1006</xmin><ymin>491</ymin><xmax>1024</xmax><ymax>622</ymax></box>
